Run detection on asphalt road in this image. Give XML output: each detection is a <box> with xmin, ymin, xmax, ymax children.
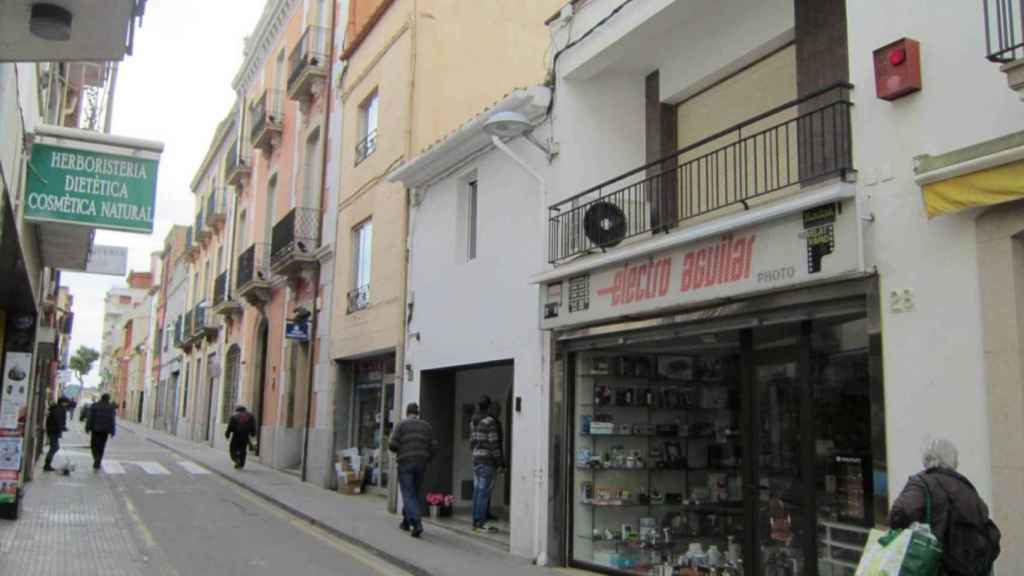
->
<box><xmin>0</xmin><ymin>420</ymin><xmax>410</xmax><ymax>576</ymax></box>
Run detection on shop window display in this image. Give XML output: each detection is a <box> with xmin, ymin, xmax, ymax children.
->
<box><xmin>567</xmin><ymin>314</ymin><xmax>885</xmax><ymax>576</ymax></box>
<box><xmin>573</xmin><ymin>343</ymin><xmax>745</xmax><ymax>575</ymax></box>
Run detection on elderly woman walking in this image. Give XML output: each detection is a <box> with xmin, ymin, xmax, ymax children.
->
<box><xmin>889</xmin><ymin>438</ymin><xmax>1001</xmax><ymax>575</ymax></box>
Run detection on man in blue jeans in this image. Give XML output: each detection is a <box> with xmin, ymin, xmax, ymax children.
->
<box><xmin>388</xmin><ymin>402</ymin><xmax>436</xmax><ymax>538</ymax></box>
<box><xmin>470</xmin><ymin>396</ymin><xmax>504</xmax><ymax>533</ymax></box>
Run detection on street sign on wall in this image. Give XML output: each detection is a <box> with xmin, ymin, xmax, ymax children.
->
<box><xmin>24</xmin><ymin>143</ymin><xmax>159</xmax><ymax>233</ymax></box>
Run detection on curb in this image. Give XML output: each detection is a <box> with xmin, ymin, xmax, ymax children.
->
<box><xmin>144</xmin><ymin>435</ymin><xmax>432</xmax><ymax>576</ymax></box>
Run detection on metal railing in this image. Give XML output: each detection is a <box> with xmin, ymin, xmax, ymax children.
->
<box><xmin>192</xmin><ymin>302</ymin><xmax>213</xmax><ymax>335</ymax></box>
<box><xmin>173</xmin><ymin>316</ymin><xmax>183</xmax><ymax>347</ymax></box>
<box><xmin>288</xmin><ymin>26</ymin><xmax>330</xmax><ymax>90</ymax></box>
<box><xmin>206</xmin><ymin>188</ymin><xmax>225</xmax><ymax>220</ymax></box>
<box><xmin>271</xmin><ymin>207</ymin><xmax>321</xmax><ymax>267</ymax></box>
<box><xmin>547</xmin><ymin>83</ymin><xmax>854</xmax><ymax>264</ymax></box>
<box><xmin>347</xmin><ymin>284</ymin><xmax>370</xmax><ymax>313</ymax></box>
<box><xmin>226</xmin><ymin>140</ymin><xmax>251</xmax><ymax>175</ymax></box>
<box><xmin>183</xmin><ymin>310</ymin><xmax>193</xmax><ymax>340</ymax></box>
<box><xmin>250</xmin><ymin>90</ymin><xmax>284</xmax><ymax>144</ymax></box>
<box><xmin>986</xmin><ymin>0</ymin><xmax>1024</xmax><ymax>62</ymax></box>
<box><xmin>185</xmin><ymin>225</ymin><xmax>193</xmax><ymax>249</ymax></box>
<box><xmin>355</xmin><ymin>129</ymin><xmax>377</xmax><ymax>165</ymax></box>
<box><xmin>195</xmin><ymin>210</ymin><xmax>204</xmax><ymax>236</ymax></box>
<box><xmin>213</xmin><ymin>271</ymin><xmax>228</xmax><ymax>306</ymax></box>
<box><xmin>236</xmin><ymin>243</ymin><xmax>271</xmax><ymax>288</ymax></box>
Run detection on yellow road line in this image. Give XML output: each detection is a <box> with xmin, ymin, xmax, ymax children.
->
<box><xmin>212</xmin><ymin>474</ymin><xmax>414</xmax><ymax>576</ymax></box>
<box><xmin>118</xmin><ymin>485</ymin><xmax>182</xmax><ymax>576</ymax></box>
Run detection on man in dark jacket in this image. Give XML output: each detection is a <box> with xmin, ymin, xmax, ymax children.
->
<box><xmin>890</xmin><ymin>438</ymin><xmax>1001</xmax><ymax>575</ymax></box>
<box><xmin>470</xmin><ymin>395</ymin><xmax>504</xmax><ymax>533</ymax></box>
<box><xmin>43</xmin><ymin>397</ymin><xmax>69</xmax><ymax>471</ymax></box>
<box><xmin>388</xmin><ymin>402</ymin><xmax>435</xmax><ymax>538</ymax></box>
<box><xmin>225</xmin><ymin>405</ymin><xmax>257</xmax><ymax>469</ymax></box>
<box><xmin>85</xmin><ymin>393</ymin><xmax>116</xmax><ymax>470</ymax></box>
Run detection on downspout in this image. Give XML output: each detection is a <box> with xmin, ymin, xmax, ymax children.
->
<box><xmin>489</xmin><ymin>135</ymin><xmax>550</xmax><ymax>566</ymax></box>
<box><xmin>302</xmin><ymin>2</ymin><xmax>337</xmax><ymax>484</ymax></box>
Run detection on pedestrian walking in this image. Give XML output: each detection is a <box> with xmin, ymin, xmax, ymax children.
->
<box><xmin>890</xmin><ymin>437</ymin><xmax>1001</xmax><ymax>575</ymax></box>
<box><xmin>225</xmin><ymin>405</ymin><xmax>257</xmax><ymax>469</ymax></box>
<box><xmin>470</xmin><ymin>395</ymin><xmax>503</xmax><ymax>533</ymax></box>
<box><xmin>42</xmin><ymin>397</ymin><xmax>69</xmax><ymax>472</ymax></box>
<box><xmin>79</xmin><ymin>402</ymin><xmax>90</xmax><ymax>422</ymax></box>
<box><xmin>84</xmin><ymin>393</ymin><xmax>116</xmax><ymax>470</ymax></box>
<box><xmin>388</xmin><ymin>402</ymin><xmax>435</xmax><ymax>538</ymax></box>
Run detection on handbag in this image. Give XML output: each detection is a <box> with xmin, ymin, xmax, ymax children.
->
<box><xmin>855</xmin><ymin>475</ymin><xmax>944</xmax><ymax>575</ymax></box>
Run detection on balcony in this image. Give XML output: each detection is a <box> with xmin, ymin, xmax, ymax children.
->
<box><xmin>173</xmin><ymin>316</ymin><xmax>183</xmax><ymax>349</ymax></box>
<box><xmin>547</xmin><ymin>84</ymin><xmax>854</xmax><ymax>264</ymax></box>
<box><xmin>270</xmin><ymin>207</ymin><xmax>321</xmax><ymax>280</ymax></box>
<box><xmin>191</xmin><ymin>302</ymin><xmax>218</xmax><ymax>341</ymax></box>
<box><xmin>212</xmin><ymin>271</ymin><xmax>242</xmax><ymax>316</ymax></box>
<box><xmin>250</xmin><ymin>90</ymin><xmax>284</xmax><ymax>154</ymax></box>
<box><xmin>287</xmin><ymin>26</ymin><xmax>330</xmax><ymax>103</ymax></box>
<box><xmin>195</xmin><ymin>209</ymin><xmax>210</xmax><ymax>243</ymax></box>
<box><xmin>347</xmin><ymin>284</ymin><xmax>370</xmax><ymax>314</ymax></box>
<box><xmin>985</xmin><ymin>0</ymin><xmax>1024</xmax><ymax>96</ymax></box>
<box><xmin>355</xmin><ymin>129</ymin><xmax>377</xmax><ymax>165</ymax></box>
<box><xmin>185</xmin><ymin>226</ymin><xmax>201</xmax><ymax>260</ymax></box>
<box><xmin>206</xmin><ymin>188</ymin><xmax>228</xmax><ymax>231</ymax></box>
<box><xmin>181</xmin><ymin>310</ymin><xmax>194</xmax><ymax>351</ymax></box>
<box><xmin>236</xmin><ymin>243</ymin><xmax>272</xmax><ymax>304</ymax></box>
<box><xmin>226</xmin><ymin>140</ymin><xmax>252</xmax><ymax>187</ymax></box>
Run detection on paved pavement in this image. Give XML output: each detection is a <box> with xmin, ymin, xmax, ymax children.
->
<box><xmin>0</xmin><ymin>420</ymin><xmax>414</xmax><ymax>576</ymax></box>
<box><xmin>129</xmin><ymin>422</ymin><xmax>566</xmax><ymax>576</ymax></box>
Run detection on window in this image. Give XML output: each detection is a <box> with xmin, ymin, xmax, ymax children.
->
<box><xmin>303</xmin><ymin>128</ymin><xmax>322</xmax><ymax>209</ymax></box>
<box><xmin>349</xmin><ymin>220</ymin><xmax>372</xmax><ymax>312</ymax></box>
<box><xmin>265</xmin><ymin>175</ymin><xmax>278</xmax><ymax>244</ymax></box>
<box><xmin>467</xmin><ymin>179</ymin><xmax>478</xmax><ymax>260</ymax></box>
<box><xmin>355</xmin><ymin>91</ymin><xmax>379</xmax><ymax>164</ymax></box>
<box><xmin>237</xmin><ymin>209</ymin><xmax>248</xmax><ymax>250</ymax></box>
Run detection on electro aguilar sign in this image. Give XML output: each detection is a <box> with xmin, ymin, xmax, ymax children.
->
<box><xmin>25</xmin><ymin>143</ymin><xmax>159</xmax><ymax>233</ymax></box>
<box><xmin>540</xmin><ymin>201</ymin><xmax>861</xmax><ymax>330</ymax></box>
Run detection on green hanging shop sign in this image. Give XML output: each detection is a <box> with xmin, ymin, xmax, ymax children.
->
<box><xmin>24</xmin><ymin>143</ymin><xmax>159</xmax><ymax>233</ymax></box>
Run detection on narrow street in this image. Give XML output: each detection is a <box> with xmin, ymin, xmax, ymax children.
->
<box><xmin>0</xmin><ymin>420</ymin><xmax>410</xmax><ymax>576</ymax></box>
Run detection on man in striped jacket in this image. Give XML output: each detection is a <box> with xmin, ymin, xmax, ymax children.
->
<box><xmin>470</xmin><ymin>395</ymin><xmax>504</xmax><ymax>533</ymax></box>
<box><xmin>388</xmin><ymin>402</ymin><xmax>435</xmax><ymax>538</ymax></box>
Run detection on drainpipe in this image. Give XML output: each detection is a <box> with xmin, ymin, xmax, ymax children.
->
<box><xmin>489</xmin><ymin>135</ymin><xmax>550</xmax><ymax>566</ymax></box>
<box><xmin>301</xmin><ymin>3</ymin><xmax>337</xmax><ymax>485</ymax></box>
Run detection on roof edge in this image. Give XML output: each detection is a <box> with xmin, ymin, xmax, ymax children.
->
<box><xmin>340</xmin><ymin>0</ymin><xmax>398</xmax><ymax>61</ymax></box>
<box><xmin>389</xmin><ymin>86</ymin><xmax>550</xmax><ymax>188</ymax></box>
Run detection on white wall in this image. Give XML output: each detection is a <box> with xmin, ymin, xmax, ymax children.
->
<box><xmin>404</xmin><ymin>135</ymin><xmax>547</xmax><ymax>558</ymax></box>
<box><xmin>849</xmin><ymin>2</ymin><xmax>1024</xmax><ymax>504</ymax></box>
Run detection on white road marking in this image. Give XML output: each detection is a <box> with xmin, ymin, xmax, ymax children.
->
<box><xmin>102</xmin><ymin>460</ymin><xmax>125</xmax><ymax>474</ymax></box>
<box><xmin>134</xmin><ymin>461</ymin><xmax>170</xmax><ymax>475</ymax></box>
<box><xmin>177</xmin><ymin>460</ymin><xmax>210</xmax><ymax>475</ymax></box>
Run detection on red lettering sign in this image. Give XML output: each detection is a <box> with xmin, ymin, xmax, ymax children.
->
<box><xmin>597</xmin><ymin>257</ymin><xmax>674</xmax><ymax>307</ymax></box>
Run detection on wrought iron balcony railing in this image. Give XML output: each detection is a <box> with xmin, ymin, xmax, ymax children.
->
<box><xmin>288</xmin><ymin>26</ymin><xmax>330</xmax><ymax>93</ymax></box>
<box><xmin>355</xmin><ymin>129</ymin><xmax>377</xmax><ymax>165</ymax></box>
<box><xmin>270</xmin><ymin>207</ymin><xmax>321</xmax><ymax>268</ymax></box>
<box><xmin>236</xmin><ymin>243</ymin><xmax>272</xmax><ymax>289</ymax></box>
<box><xmin>173</xmin><ymin>316</ymin><xmax>183</xmax><ymax>347</ymax></box>
<box><xmin>250</xmin><ymin>90</ymin><xmax>284</xmax><ymax>147</ymax></box>
<box><xmin>213</xmin><ymin>271</ymin><xmax>228</xmax><ymax>306</ymax></box>
<box><xmin>226</xmin><ymin>139</ymin><xmax>252</xmax><ymax>186</ymax></box>
<box><xmin>183</xmin><ymin>310</ymin><xmax>193</xmax><ymax>341</ymax></box>
<box><xmin>347</xmin><ymin>284</ymin><xmax>370</xmax><ymax>314</ymax></box>
<box><xmin>547</xmin><ymin>83</ymin><xmax>854</xmax><ymax>264</ymax></box>
<box><xmin>986</xmin><ymin>0</ymin><xmax>1024</xmax><ymax>62</ymax></box>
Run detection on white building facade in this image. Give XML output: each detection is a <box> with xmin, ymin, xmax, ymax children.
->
<box><xmin>391</xmin><ymin>89</ymin><xmax>553</xmax><ymax>559</ymax></box>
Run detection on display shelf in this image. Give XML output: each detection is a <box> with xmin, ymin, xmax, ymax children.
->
<box><xmin>580</xmin><ymin>501</ymin><xmax>744</xmax><ymax>515</ymax></box>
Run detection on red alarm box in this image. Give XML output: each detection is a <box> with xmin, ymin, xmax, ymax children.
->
<box><xmin>874</xmin><ymin>38</ymin><xmax>921</xmax><ymax>101</ymax></box>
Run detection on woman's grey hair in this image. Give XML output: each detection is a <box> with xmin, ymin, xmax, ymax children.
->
<box><xmin>922</xmin><ymin>437</ymin><xmax>959</xmax><ymax>470</ymax></box>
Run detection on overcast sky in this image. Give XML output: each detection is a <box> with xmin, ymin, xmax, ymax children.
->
<box><xmin>62</xmin><ymin>0</ymin><xmax>266</xmax><ymax>388</ymax></box>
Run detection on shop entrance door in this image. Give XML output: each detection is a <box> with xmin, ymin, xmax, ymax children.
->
<box><xmin>747</xmin><ymin>323</ymin><xmax>813</xmax><ymax>576</ymax></box>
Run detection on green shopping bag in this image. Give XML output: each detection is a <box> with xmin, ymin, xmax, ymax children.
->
<box><xmin>855</xmin><ymin>476</ymin><xmax>943</xmax><ymax>576</ymax></box>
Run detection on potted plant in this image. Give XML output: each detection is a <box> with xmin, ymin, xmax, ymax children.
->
<box><xmin>426</xmin><ymin>493</ymin><xmax>455</xmax><ymax>518</ymax></box>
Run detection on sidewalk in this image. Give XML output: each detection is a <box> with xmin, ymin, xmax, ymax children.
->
<box><xmin>125</xmin><ymin>423</ymin><xmax>564</xmax><ymax>576</ymax></box>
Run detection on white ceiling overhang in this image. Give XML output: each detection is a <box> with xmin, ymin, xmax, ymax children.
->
<box><xmin>0</xmin><ymin>1</ymin><xmax>145</xmax><ymax>62</ymax></box>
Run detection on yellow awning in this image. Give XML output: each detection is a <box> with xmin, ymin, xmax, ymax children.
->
<box><xmin>923</xmin><ymin>160</ymin><xmax>1024</xmax><ymax>218</ymax></box>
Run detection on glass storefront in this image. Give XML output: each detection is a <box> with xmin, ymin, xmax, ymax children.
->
<box><xmin>567</xmin><ymin>307</ymin><xmax>886</xmax><ymax>576</ymax></box>
<box><xmin>352</xmin><ymin>355</ymin><xmax>396</xmax><ymax>489</ymax></box>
